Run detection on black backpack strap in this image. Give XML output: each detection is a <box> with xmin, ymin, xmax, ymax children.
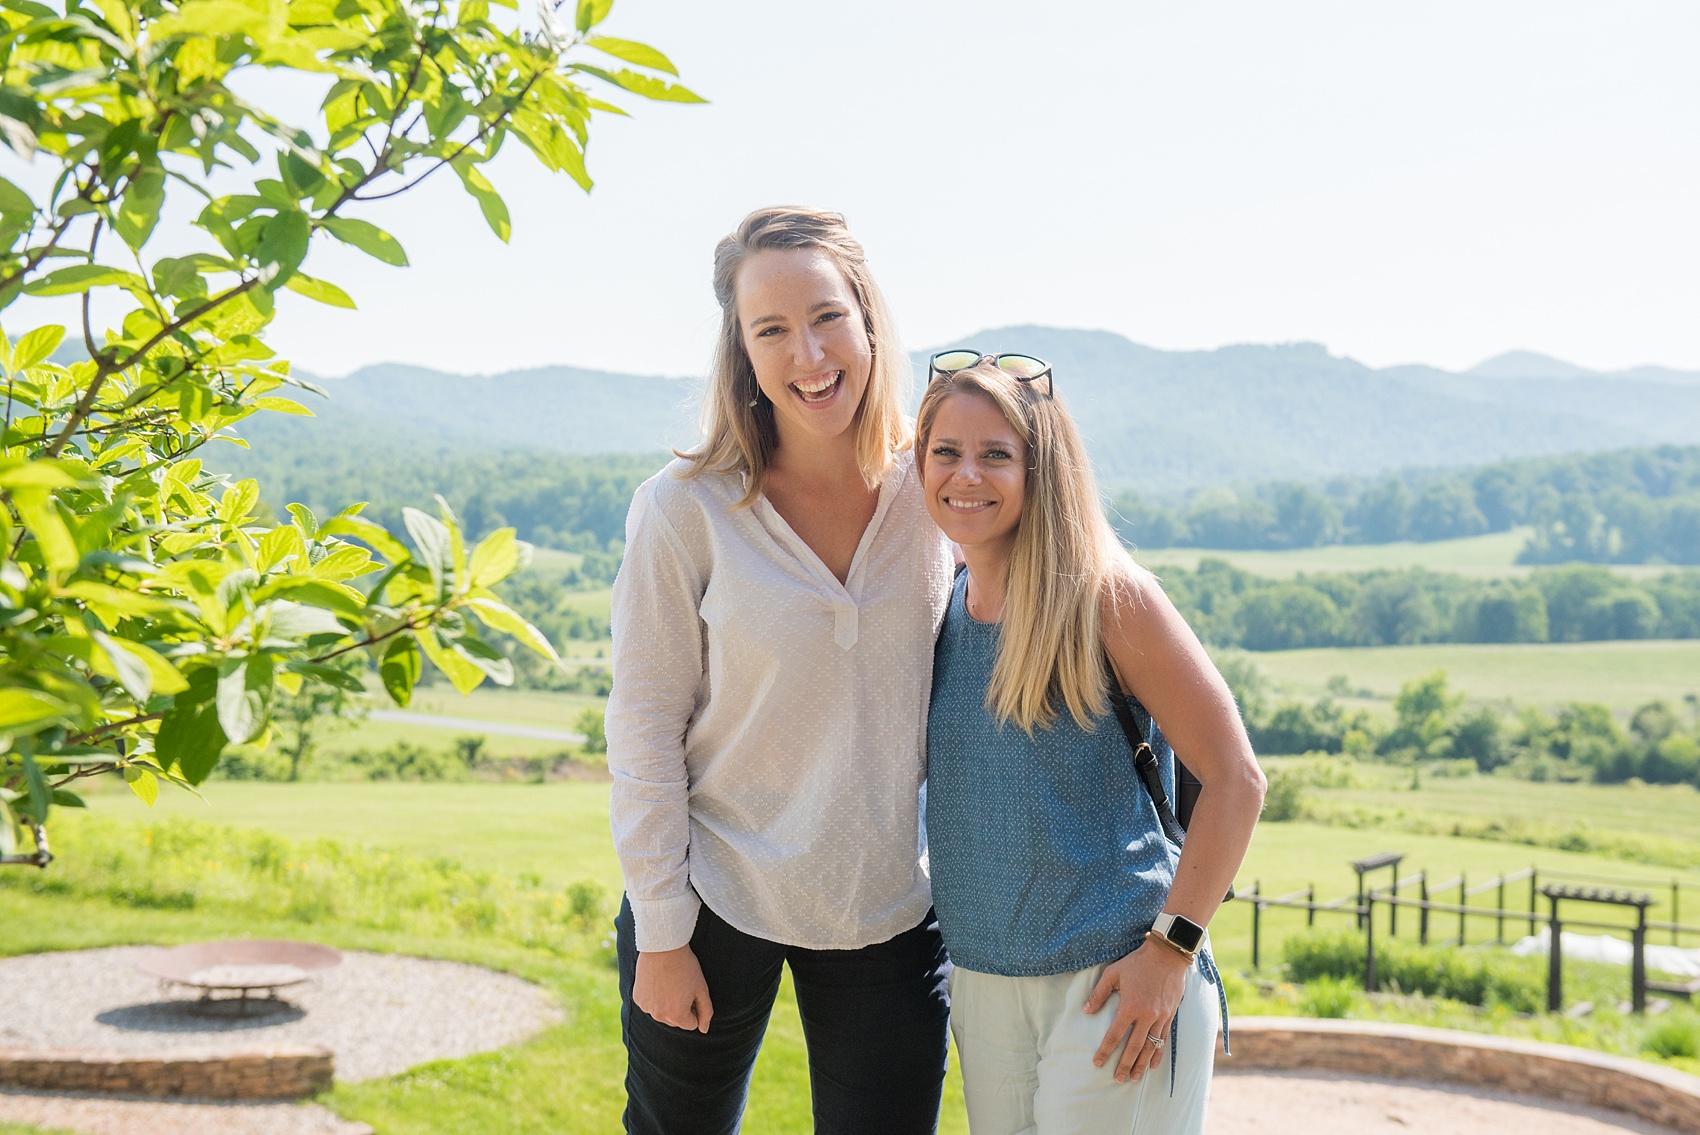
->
<box><xmin>1104</xmin><ymin>652</ymin><xmax>1187</xmax><ymax>848</ymax></box>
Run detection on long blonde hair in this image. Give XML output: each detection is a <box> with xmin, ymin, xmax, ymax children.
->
<box><xmin>678</xmin><ymin>206</ymin><xmax>910</xmax><ymax>506</ymax></box>
<box><xmin>916</xmin><ymin>363</ymin><xmax>1124</xmax><ymax>733</ymax></box>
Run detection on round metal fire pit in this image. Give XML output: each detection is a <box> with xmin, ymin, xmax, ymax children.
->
<box><xmin>137</xmin><ymin>940</ymin><xmax>342</xmax><ymax>1013</ymax></box>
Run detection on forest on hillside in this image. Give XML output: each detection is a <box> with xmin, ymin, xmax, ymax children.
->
<box><xmin>1110</xmin><ymin>444</ymin><xmax>1700</xmax><ymax>563</ymax></box>
<box><xmin>221</xmin><ymin>441</ymin><xmax>1700</xmax><ymax>567</ymax></box>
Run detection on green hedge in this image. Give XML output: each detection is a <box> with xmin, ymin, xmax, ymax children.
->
<box><xmin>1283</xmin><ymin>928</ymin><xmax>1545</xmax><ymax>1013</ymax></box>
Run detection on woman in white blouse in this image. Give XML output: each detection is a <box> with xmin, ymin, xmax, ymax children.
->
<box><xmin>605</xmin><ymin>206</ymin><xmax>955</xmax><ymax>1134</ymax></box>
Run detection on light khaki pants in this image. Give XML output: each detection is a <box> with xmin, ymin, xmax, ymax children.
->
<box><xmin>949</xmin><ymin>960</ymin><xmax>1218</xmax><ymax>1135</ymax></box>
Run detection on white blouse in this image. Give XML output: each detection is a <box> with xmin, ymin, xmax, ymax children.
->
<box><xmin>606</xmin><ymin>451</ymin><xmax>953</xmax><ymax>953</ymax></box>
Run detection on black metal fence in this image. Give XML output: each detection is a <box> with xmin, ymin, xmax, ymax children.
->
<box><xmin>1237</xmin><ymin>857</ymin><xmax>1700</xmax><ymax>1014</ymax></box>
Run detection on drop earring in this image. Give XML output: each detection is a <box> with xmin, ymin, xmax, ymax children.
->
<box><xmin>747</xmin><ymin>396</ymin><xmax>759</xmax><ymax>408</ymax></box>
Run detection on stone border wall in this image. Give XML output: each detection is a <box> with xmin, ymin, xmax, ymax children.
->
<box><xmin>0</xmin><ymin>1046</ymin><xmax>333</xmax><ymax>1100</ymax></box>
<box><xmin>1219</xmin><ymin>1018</ymin><xmax>1700</xmax><ymax>1134</ymax></box>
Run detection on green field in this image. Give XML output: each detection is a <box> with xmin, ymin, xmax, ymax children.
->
<box><xmin>84</xmin><ymin>777</ymin><xmax>1700</xmax><ymax>971</ymax></box>
<box><xmin>1138</xmin><ymin>528</ymin><xmax>1667</xmax><ymax>581</ymax></box>
<box><xmin>1250</xmin><ymin>638</ymin><xmax>1700</xmax><ymax>713</ymax></box>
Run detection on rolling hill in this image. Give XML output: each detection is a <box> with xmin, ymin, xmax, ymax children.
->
<box><xmin>226</xmin><ymin>329</ymin><xmax>1700</xmax><ymax>494</ymax></box>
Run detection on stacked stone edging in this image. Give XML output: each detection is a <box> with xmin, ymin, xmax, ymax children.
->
<box><xmin>0</xmin><ymin>1045</ymin><xmax>333</xmax><ymax>1100</ymax></box>
<box><xmin>1218</xmin><ymin>1017</ymin><xmax>1700</xmax><ymax>1134</ymax></box>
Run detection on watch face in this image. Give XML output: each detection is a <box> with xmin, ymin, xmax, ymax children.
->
<box><xmin>1162</xmin><ymin>914</ymin><xmax>1205</xmax><ymax>952</ymax></box>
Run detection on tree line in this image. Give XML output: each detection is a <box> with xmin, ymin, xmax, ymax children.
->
<box><xmin>1111</xmin><ymin>444</ymin><xmax>1700</xmax><ymax>563</ymax></box>
<box><xmin>1229</xmin><ymin>665</ymin><xmax>1699</xmax><ymax>789</ymax></box>
<box><xmin>1160</xmin><ymin>560</ymin><xmax>1696</xmax><ymax>650</ymax></box>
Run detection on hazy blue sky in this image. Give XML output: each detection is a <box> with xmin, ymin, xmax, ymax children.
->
<box><xmin>9</xmin><ymin>1</ymin><xmax>1699</xmax><ymax>377</ymax></box>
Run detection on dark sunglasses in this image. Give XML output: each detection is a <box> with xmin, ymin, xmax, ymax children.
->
<box><xmin>927</xmin><ymin>350</ymin><xmax>1054</xmax><ymax>397</ymax></box>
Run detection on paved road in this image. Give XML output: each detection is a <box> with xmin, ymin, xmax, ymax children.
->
<box><xmin>366</xmin><ymin>709</ymin><xmax>586</xmax><ymax>744</ymax></box>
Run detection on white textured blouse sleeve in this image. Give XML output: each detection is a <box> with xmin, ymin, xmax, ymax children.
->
<box><xmin>606</xmin><ymin>477</ymin><xmax>708</xmax><ymax>952</ymax></box>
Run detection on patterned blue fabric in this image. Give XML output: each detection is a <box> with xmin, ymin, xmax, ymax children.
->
<box><xmin>926</xmin><ymin>570</ymin><xmax>1183</xmax><ymax>977</ymax></box>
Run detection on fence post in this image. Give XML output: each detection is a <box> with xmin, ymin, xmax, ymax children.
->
<box><xmin>1307</xmin><ymin>883</ymin><xmax>1315</xmax><ymax>929</ymax></box>
<box><xmin>1674</xmin><ymin>880</ymin><xmax>1681</xmax><ymax>947</ymax></box>
<box><xmin>1390</xmin><ymin>862</ymin><xmax>1399</xmax><ymax>938</ymax></box>
<box><xmin>1547</xmin><ymin>893</ymin><xmax>1563</xmax><ymax>1014</ymax></box>
<box><xmin>1419</xmin><ymin>873</ymin><xmax>1429</xmax><ymax>945</ymax></box>
<box><xmin>1356</xmin><ymin>873</ymin><xmax>1366</xmax><ymax>931</ymax></box>
<box><xmin>1633</xmin><ymin>904</ymin><xmax>1647</xmax><ymax>1014</ymax></box>
<box><xmin>1365</xmin><ymin>891</ymin><xmax>1377</xmax><ymax>993</ymax></box>
<box><xmin>1529</xmin><ymin>867</ymin><xmax>1538</xmax><ymax>938</ymax></box>
<box><xmin>1459</xmin><ymin>872</ymin><xmax>1467</xmax><ymax>947</ymax></box>
<box><xmin>1251</xmin><ymin>880</ymin><xmax>1262</xmax><ymax>971</ymax></box>
<box><xmin>1497</xmin><ymin>875</ymin><xmax>1506</xmax><ymax>944</ymax></box>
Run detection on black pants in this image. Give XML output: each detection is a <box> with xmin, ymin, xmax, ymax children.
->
<box><xmin>616</xmin><ymin>895</ymin><xmax>951</xmax><ymax>1135</ymax></box>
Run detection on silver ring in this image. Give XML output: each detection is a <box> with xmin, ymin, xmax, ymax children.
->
<box><xmin>1146</xmin><ymin>1033</ymin><xmax>1165</xmax><ymax>1050</ymax></box>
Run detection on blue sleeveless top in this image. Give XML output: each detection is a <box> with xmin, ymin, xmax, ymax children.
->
<box><xmin>925</xmin><ymin>569</ymin><xmax>1182</xmax><ymax>977</ymax></box>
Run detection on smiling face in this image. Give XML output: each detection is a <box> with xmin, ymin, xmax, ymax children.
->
<box><xmin>921</xmin><ymin>389</ymin><xmax>1028</xmax><ymax>555</ymax></box>
<box><xmin>735</xmin><ymin>246</ymin><xmax>874</xmax><ymax>449</ymax></box>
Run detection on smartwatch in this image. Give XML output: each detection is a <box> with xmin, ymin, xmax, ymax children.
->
<box><xmin>1152</xmin><ymin>912</ymin><xmax>1206</xmax><ymax>955</ymax></box>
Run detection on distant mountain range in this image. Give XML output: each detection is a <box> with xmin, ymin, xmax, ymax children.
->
<box><xmin>225</xmin><ymin>329</ymin><xmax>1700</xmax><ymax>495</ymax></box>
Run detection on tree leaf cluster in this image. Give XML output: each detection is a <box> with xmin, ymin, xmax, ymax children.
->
<box><xmin>0</xmin><ymin>0</ymin><xmax>694</xmax><ymax>858</ymax></box>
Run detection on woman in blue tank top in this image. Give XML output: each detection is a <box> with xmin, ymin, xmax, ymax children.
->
<box><xmin>916</xmin><ymin>354</ymin><xmax>1268</xmax><ymax>1135</ymax></box>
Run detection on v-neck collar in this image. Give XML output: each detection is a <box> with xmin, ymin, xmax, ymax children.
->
<box><xmin>753</xmin><ymin>453</ymin><xmax>908</xmax><ymax>600</ymax></box>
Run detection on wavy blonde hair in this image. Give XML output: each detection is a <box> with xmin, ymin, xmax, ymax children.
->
<box><xmin>678</xmin><ymin>206</ymin><xmax>910</xmax><ymax>506</ymax></box>
<box><xmin>916</xmin><ymin>363</ymin><xmax>1125</xmax><ymax>733</ymax></box>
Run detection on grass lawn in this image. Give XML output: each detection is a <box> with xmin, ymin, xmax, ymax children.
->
<box><xmin>84</xmin><ymin>780</ymin><xmax>627</xmax><ymax>893</ymax></box>
<box><xmin>299</xmin><ymin>684</ymin><xmax>609</xmax><ymax>760</ymax></box>
<box><xmin>1136</xmin><ymin>528</ymin><xmax>1668</xmax><ymax>581</ymax></box>
<box><xmin>1249</xmin><ymin>638</ymin><xmax>1700</xmax><ymax>714</ymax></box>
<box><xmin>81</xmin><ymin>779</ymin><xmax>1700</xmax><ymax>973</ymax></box>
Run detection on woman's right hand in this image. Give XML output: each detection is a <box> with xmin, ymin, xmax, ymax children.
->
<box><xmin>634</xmin><ymin>945</ymin><xmax>714</xmax><ymax>1033</ymax></box>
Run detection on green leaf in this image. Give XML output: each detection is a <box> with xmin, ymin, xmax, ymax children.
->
<box><xmin>256</xmin><ymin>577</ymin><xmax>366</xmax><ymax>619</ymax></box>
<box><xmin>468</xmin><ymin>528</ymin><xmax>520</xmax><ymax>588</ymax></box>
<box><xmin>265</xmin><ymin>599</ymin><xmax>347</xmax><ymax>638</ymax></box>
<box><xmin>124</xmin><ymin>764</ymin><xmax>159</xmax><ymax>807</ymax></box>
<box><xmin>215</xmin><ymin>654</ymin><xmax>272</xmax><ymax>744</ymax></box>
<box><xmin>450</xmin><ymin>158</ymin><xmax>511</xmax><ymax>243</ymax></box>
<box><xmin>92</xmin><ymin>629</ymin><xmax>152</xmax><ymax>702</ymax></box>
<box><xmin>257</xmin><ymin>523</ymin><xmax>306</xmax><ymax>572</ymax></box>
<box><xmin>114</xmin><ymin>167</ymin><xmax>166</xmax><ymax>251</ymax></box>
<box><xmin>0</xmin><ymin>797</ymin><xmax>15</xmax><ymax>855</ymax></box>
<box><xmin>51</xmin><ymin>789</ymin><xmax>86</xmax><ymax>808</ymax></box>
<box><xmin>379</xmin><ymin>634</ymin><xmax>421</xmax><ymax>707</ymax></box>
<box><xmin>467</xmin><ymin>596</ymin><xmax>559</xmax><ymax>662</ymax></box>
<box><xmin>320</xmin><ymin>515</ymin><xmax>408</xmax><ymax>564</ymax></box>
<box><xmin>22</xmin><ymin>263</ymin><xmax>151</xmax><ymax>297</ymax></box>
<box><xmin>575</xmin><ymin>0</ymin><xmax>613</xmax><ymax>33</ymax></box>
<box><xmin>287</xmin><ymin>503</ymin><xmax>320</xmax><ymax>538</ymax></box>
<box><xmin>283</xmin><ymin>273</ymin><xmax>356</xmax><ymax>308</ymax></box>
<box><xmin>418</xmin><ymin>628</ymin><xmax>485</xmax><ymax>695</ymax></box>
<box><xmin>14</xmin><ymin>491</ymin><xmax>79</xmax><ymax>572</ymax></box>
<box><xmin>318</xmin><ymin>217</ymin><xmax>408</xmax><ymax>267</ymax></box>
<box><xmin>11</xmin><ymin>325</ymin><xmax>64</xmax><ymax>371</ymax></box>
<box><xmin>585</xmin><ymin>35</ymin><xmax>678</xmax><ymax>75</ymax></box>
<box><xmin>154</xmin><ymin>669</ymin><xmax>227</xmax><ymax>785</ymax></box>
<box><xmin>254</xmin><ymin>396</ymin><xmax>313</xmax><ymax>415</ymax></box>
<box><xmin>218</xmin><ymin>478</ymin><xmax>261</xmax><ymax>524</ymax></box>
<box><xmin>575</xmin><ymin>65</ymin><xmax>706</xmax><ymax>104</ymax></box>
<box><xmin>22</xmin><ymin>752</ymin><xmax>49</xmax><ymax>823</ymax></box>
<box><xmin>0</xmin><ymin>175</ymin><xmax>33</xmax><ymax>217</ymax></box>
<box><xmin>254</xmin><ymin>208</ymin><xmax>311</xmax><ymax>283</ymax></box>
<box><xmin>402</xmin><ymin>506</ymin><xmax>451</xmax><ymax>594</ymax></box>
<box><xmin>287</xmin><ymin>661</ymin><xmax>365</xmax><ymax>692</ymax></box>
<box><xmin>0</xmin><ymin>689</ymin><xmax>74</xmax><ymax>737</ymax></box>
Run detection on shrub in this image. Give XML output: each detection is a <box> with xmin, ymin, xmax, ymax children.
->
<box><xmin>1282</xmin><ymin>929</ymin><xmax>1544</xmax><ymax>1013</ymax></box>
<box><xmin>1299</xmin><ymin>975</ymin><xmax>1359</xmax><ymax>1019</ymax></box>
<box><xmin>1643</xmin><ymin>1017</ymin><xmax>1700</xmax><ymax>1060</ymax></box>
<box><xmin>1261</xmin><ymin>770</ymin><xmax>1308</xmax><ymax>822</ymax></box>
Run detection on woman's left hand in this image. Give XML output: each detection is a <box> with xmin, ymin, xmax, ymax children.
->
<box><xmin>1082</xmin><ymin>937</ymin><xmax>1190</xmax><ymax>1082</ymax></box>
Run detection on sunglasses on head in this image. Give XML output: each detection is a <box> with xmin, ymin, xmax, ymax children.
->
<box><xmin>927</xmin><ymin>350</ymin><xmax>1054</xmax><ymax>397</ymax></box>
